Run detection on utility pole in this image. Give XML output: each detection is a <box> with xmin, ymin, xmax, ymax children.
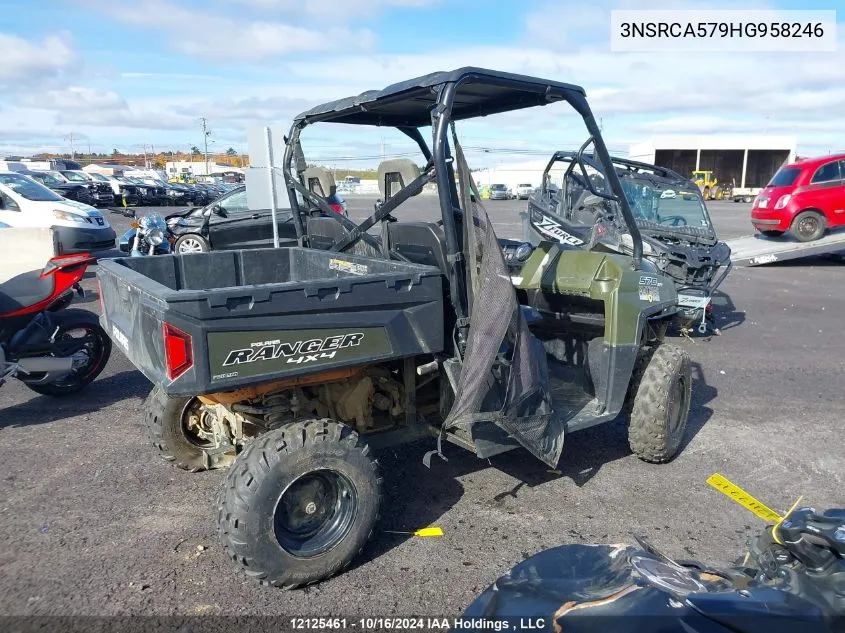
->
<box><xmin>142</xmin><ymin>144</ymin><xmax>148</xmax><ymax>168</ymax></box>
<box><xmin>200</xmin><ymin>117</ymin><xmax>211</xmax><ymax>176</ymax></box>
<box><xmin>64</xmin><ymin>132</ymin><xmax>75</xmax><ymax>159</ymax></box>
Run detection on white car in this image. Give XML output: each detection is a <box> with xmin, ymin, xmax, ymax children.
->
<box><xmin>515</xmin><ymin>183</ymin><xmax>534</xmax><ymax>199</ymax></box>
<box><xmin>0</xmin><ymin>172</ymin><xmax>116</xmax><ymax>253</ymax></box>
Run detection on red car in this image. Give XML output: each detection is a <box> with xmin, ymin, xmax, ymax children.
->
<box><xmin>751</xmin><ymin>153</ymin><xmax>845</xmax><ymax>242</ymax></box>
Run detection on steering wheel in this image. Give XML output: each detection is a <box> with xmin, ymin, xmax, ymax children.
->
<box><xmin>658</xmin><ymin>215</ymin><xmax>688</xmax><ymax>227</ymax></box>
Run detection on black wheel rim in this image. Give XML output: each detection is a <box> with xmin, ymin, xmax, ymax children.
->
<box><xmin>797</xmin><ymin>216</ymin><xmax>819</xmax><ymax>238</ymax></box>
<box><xmin>50</xmin><ymin>325</ymin><xmax>108</xmax><ymax>387</ymax></box>
<box><xmin>274</xmin><ymin>470</ymin><xmax>357</xmax><ymax>558</ymax></box>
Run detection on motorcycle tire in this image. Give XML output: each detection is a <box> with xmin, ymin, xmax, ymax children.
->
<box><xmin>23</xmin><ymin>309</ymin><xmax>112</xmax><ymax>397</ymax></box>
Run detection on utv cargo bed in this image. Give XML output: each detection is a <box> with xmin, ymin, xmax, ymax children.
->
<box><xmin>97</xmin><ymin>248</ymin><xmax>444</xmax><ymax>396</ymax></box>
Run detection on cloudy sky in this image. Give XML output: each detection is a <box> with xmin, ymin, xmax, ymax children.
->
<box><xmin>1</xmin><ymin>0</ymin><xmax>842</xmax><ymax>167</ymax></box>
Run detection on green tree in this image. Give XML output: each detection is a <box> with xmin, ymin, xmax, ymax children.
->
<box><xmin>190</xmin><ymin>146</ymin><xmax>201</xmax><ymax>156</ymax></box>
<box><xmin>225</xmin><ymin>147</ymin><xmax>237</xmax><ymax>156</ymax></box>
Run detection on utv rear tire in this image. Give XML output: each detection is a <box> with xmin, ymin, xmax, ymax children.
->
<box><xmin>144</xmin><ymin>385</ymin><xmax>228</xmax><ymax>472</ymax></box>
<box><xmin>626</xmin><ymin>344</ymin><xmax>692</xmax><ymax>464</ymax></box>
<box><xmin>217</xmin><ymin>419</ymin><xmax>382</xmax><ymax>589</ymax></box>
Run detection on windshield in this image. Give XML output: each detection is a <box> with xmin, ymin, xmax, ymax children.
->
<box><xmin>767</xmin><ymin>167</ymin><xmax>801</xmax><ymax>187</ymax></box>
<box><xmin>0</xmin><ymin>173</ymin><xmax>64</xmax><ymax>201</ymax></box>
<box><xmin>88</xmin><ymin>173</ymin><xmax>109</xmax><ymax>182</ymax></box>
<box><xmin>620</xmin><ymin>179</ymin><xmax>711</xmax><ymax>230</ymax></box>
<box><xmin>34</xmin><ymin>172</ymin><xmax>67</xmax><ymax>187</ymax></box>
<box><xmin>62</xmin><ymin>171</ymin><xmax>88</xmax><ymax>182</ymax></box>
<box><xmin>45</xmin><ymin>170</ymin><xmax>70</xmax><ymax>183</ymax></box>
<box><xmin>491</xmin><ymin>184</ymin><xmax>506</xmax><ymax>190</ymax></box>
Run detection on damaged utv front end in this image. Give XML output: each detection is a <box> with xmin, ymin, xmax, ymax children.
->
<box><xmin>524</xmin><ymin>152</ymin><xmax>732</xmax><ymax>335</ymax></box>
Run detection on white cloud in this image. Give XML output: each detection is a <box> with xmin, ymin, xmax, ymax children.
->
<box><xmin>0</xmin><ymin>32</ymin><xmax>78</xmax><ymax>83</ymax></box>
<box><xmin>81</xmin><ymin>0</ymin><xmax>374</xmax><ymax>61</ymax></box>
<box><xmin>55</xmin><ymin>107</ymin><xmax>194</xmax><ymax>131</ymax></box>
<box><xmin>17</xmin><ymin>87</ymin><xmax>126</xmax><ymax>111</ymax></box>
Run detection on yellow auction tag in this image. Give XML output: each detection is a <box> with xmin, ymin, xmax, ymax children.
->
<box><xmin>706</xmin><ymin>473</ymin><xmax>782</xmax><ymax>523</ymax></box>
<box><xmin>384</xmin><ymin>526</ymin><xmax>444</xmax><ymax>537</ymax></box>
<box><xmin>412</xmin><ymin>527</ymin><xmax>444</xmax><ymax>537</ymax></box>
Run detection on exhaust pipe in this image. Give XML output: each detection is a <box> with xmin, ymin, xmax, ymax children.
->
<box><xmin>16</xmin><ymin>356</ymin><xmax>75</xmax><ymax>374</ymax></box>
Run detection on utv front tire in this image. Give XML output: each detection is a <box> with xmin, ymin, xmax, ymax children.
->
<box><xmin>144</xmin><ymin>385</ymin><xmax>228</xmax><ymax>472</ymax></box>
<box><xmin>217</xmin><ymin>419</ymin><xmax>382</xmax><ymax>588</ymax></box>
<box><xmin>627</xmin><ymin>344</ymin><xmax>692</xmax><ymax>463</ymax></box>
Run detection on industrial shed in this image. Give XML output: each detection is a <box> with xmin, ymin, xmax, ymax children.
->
<box><xmin>628</xmin><ymin>136</ymin><xmax>797</xmax><ymax>198</ymax></box>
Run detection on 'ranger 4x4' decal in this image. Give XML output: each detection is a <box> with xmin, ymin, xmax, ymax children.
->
<box><xmin>223</xmin><ymin>333</ymin><xmax>365</xmax><ymax>366</ymax></box>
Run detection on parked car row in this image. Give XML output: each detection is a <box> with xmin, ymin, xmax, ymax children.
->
<box><xmin>1</xmin><ymin>163</ymin><xmax>237</xmax><ymax>209</ymax></box>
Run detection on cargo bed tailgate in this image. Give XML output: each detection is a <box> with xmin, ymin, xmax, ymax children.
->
<box><xmin>96</xmin><ymin>248</ymin><xmax>445</xmax><ymax>396</ymax></box>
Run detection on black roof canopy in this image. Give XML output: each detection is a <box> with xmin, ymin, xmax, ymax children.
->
<box><xmin>293</xmin><ymin>67</ymin><xmax>587</xmax><ymax>128</ymax></box>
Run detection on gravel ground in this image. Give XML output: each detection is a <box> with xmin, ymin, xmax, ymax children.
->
<box><xmin>1</xmin><ymin>199</ymin><xmax>843</xmax><ymax>621</ymax></box>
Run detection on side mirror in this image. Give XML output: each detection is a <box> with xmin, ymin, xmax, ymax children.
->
<box><xmin>212</xmin><ymin>205</ymin><xmax>227</xmax><ymax>217</ymax></box>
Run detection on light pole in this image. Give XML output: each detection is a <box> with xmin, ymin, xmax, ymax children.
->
<box><xmin>200</xmin><ymin>117</ymin><xmax>211</xmax><ymax>175</ymax></box>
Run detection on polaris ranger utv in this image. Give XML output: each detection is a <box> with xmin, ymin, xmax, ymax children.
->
<box><xmin>525</xmin><ymin>149</ymin><xmax>732</xmax><ymax>334</ymax></box>
<box><xmin>97</xmin><ymin>68</ymin><xmax>693</xmax><ymax>589</ymax></box>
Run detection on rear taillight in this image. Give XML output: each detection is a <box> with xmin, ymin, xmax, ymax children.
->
<box><xmin>329</xmin><ymin>203</ymin><xmax>344</xmax><ymax>214</ymax></box>
<box><xmin>41</xmin><ymin>253</ymin><xmax>94</xmax><ymax>277</ymax></box>
<box><xmin>163</xmin><ymin>323</ymin><xmax>193</xmax><ymax>380</ymax></box>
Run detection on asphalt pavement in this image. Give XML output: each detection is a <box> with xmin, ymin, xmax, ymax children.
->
<box><xmin>1</xmin><ymin>199</ymin><xmax>843</xmax><ymax>621</ymax></box>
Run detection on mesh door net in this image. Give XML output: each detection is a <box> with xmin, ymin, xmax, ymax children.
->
<box><xmin>443</xmin><ymin>127</ymin><xmax>565</xmax><ymax>468</ymax></box>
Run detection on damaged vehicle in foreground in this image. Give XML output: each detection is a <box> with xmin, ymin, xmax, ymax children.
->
<box><xmin>525</xmin><ymin>152</ymin><xmax>732</xmax><ymax>335</ymax></box>
<box><xmin>457</xmin><ymin>486</ymin><xmax>845</xmax><ymax>633</ymax></box>
<box><xmin>97</xmin><ymin>68</ymin><xmax>693</xmax><ymax>589</ymax></box>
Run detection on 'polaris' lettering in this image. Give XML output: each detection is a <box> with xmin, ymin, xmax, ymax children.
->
<box><xmin>533</xmin><ymin>215</ymin><xmax>585</xmax><ymax>246</ymax></box>
<box><xmin>222</xmin><ymin>332</ymin><xmax>366</xmax><ymax>367</ymax></box>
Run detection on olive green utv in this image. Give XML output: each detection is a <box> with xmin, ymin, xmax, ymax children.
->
<box><xmin>100</xmin><ymin>67</ymin><xmax>693</xmax><ymax>589</ymax></box>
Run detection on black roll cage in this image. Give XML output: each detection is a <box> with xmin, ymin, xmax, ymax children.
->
<box><xmin>281</xmin><ymin>68</ymin><xmax>645</xmax><ymax>342</ymax></box>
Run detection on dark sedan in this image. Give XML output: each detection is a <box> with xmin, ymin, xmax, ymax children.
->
<box><xmin>19</xmin><ymin>170</ymin><xmax>97</xmax><ymax>205</ymax></box>
<box><xmin>165</xmin><ymin>186</ymin><xmax>297</xmax><ymax>253</ymax></box>
<box><xmin>59</xmin><ymin>170</ymin><xmax>114</xmax><ymax>206</ymax></box>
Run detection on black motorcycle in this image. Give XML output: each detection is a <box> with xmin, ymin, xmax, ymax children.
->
<box><xmin>457</xmin><ymin>504</ymin><xmax>845</xmax><ymax>633</ymax></box>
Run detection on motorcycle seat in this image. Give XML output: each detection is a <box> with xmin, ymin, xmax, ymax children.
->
<box><xmin>0</xmin><ymin>270</ymin><xmax>55</xmax><ymax>315</ymax></box>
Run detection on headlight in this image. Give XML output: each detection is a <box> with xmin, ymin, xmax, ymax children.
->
<box><xmin>53</xmin><ymin>210</ymin><xmax>88</xmax><ymax>223</ymax></box>
<box><xmin>147</xmin><ymin>228</ymin><xmax>165</xmax><ymax>245</ymax></box>
<box><xmin>774</xmin><ymin>194</ymin><xmax>792</xmax><ymax>210</ymax></box>
<box><xmin>514</xmin><ymin>243</ymin><xmax>533</xmax><ymax>261</ymax></box>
